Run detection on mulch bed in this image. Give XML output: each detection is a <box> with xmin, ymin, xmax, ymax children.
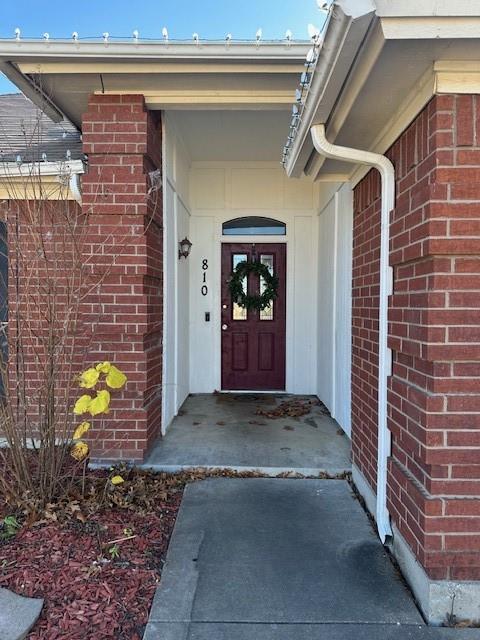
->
<box><xmin>0</xmin><ymin>503</ymin><xmax>180</xmax><ymax>639</ymax></box>
<box><xmin>0</xmin><ymin>467</ymin><xmax>268</xmax><ymax>639</ymax></box>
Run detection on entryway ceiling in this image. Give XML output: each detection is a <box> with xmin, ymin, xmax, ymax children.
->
<box><xmin>169</xmin><ymin>110</ymin><xmax>291</xmax><ymax>162</ymax></box>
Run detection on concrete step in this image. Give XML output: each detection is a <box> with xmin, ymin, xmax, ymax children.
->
<box><xmin>144</xmin><ymin>622</ymin><xmax>480</xmax><ymax>640</ymax></box>
<box><xmin>0</xmin><ymin>588</ymin><xmax>44</xmax><ymax>640</ymax></box>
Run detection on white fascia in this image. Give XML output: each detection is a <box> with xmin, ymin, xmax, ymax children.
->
<box><xmin>0</xmin><ymin>160</ymin><xmax>84</xmax><ymax>204</ymax></box>
<box><xmin>0</xmin><ymin>160</ymin><xmax>84</xmax><ymax>177</ymax></box>
<box><xmin>373</xmin><ymin>0</ymin><xmax>480</xmax><ymax>17</ymax></box>
<box><xmin>311</xmin><ymin>124</ymin><xmax>394</xmax><ymax>543</ymax></box>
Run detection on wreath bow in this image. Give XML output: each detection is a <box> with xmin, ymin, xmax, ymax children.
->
<box><xmin>228</xmin><ymin>260</ymin><xmax>279</xmax><ymax>311</ymax></box>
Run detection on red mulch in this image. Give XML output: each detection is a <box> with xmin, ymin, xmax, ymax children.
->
<box><xmin>0</xmin><ymin>467</ymin><xmax>274</xmax><ymax>639</ymax></box>
<box><xmin>0</xmin><ymin>492</ymin><xmax>182</xmax><ymax>639</ymax></box>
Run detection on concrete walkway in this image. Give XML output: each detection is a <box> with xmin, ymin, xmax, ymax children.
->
<box><xmin>143</xmin><ymin>479</ymin><xmax>478</xmax><ymax>639</ymax></box>
<box><xmin>143</xmin><ymin>394</ymin><xmax>351</xmax><ymax>475</ymax></box>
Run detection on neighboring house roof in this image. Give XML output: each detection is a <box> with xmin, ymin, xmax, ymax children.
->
<box><xmin>0</xmin><ymin>93</ymin><xmax>82</xmax><ymax>163</ymax></box>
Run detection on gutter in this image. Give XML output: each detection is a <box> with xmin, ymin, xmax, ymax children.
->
<box><xmin>311</xmin><ymin>124</ymin><xmax>394</xmax><ymax>543</ymax></box>
<box><xmin>0</xmin><ymin>159</ymin><xmax>84</xmax><ymax>205</ymax></box>
<box><xmin>0</xmin><ymin>40</ymin><xmax>310</xmax><ymax>61</ymax></box>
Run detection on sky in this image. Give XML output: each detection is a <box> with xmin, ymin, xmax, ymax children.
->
<box><xmin>0</xmin><ymin>0</ymin><xmax>325</xmax><ymax>94</ymax></box>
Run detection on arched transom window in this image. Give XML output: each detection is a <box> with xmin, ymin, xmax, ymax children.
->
<box><xmin>222</xmin><ymin>217</ymin><xmax>286</xmax><ymax>236</ymax></box>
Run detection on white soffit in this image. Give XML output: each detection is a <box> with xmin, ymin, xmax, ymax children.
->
<box><xmin>287</xmin><ymin>1</ymin><xmax>480</xmax><ymax>180</ymax></box>
<box><xmin>317</xmin><ymin>38</ymin><xmax>480</xmax><ymax>181</ymax></box>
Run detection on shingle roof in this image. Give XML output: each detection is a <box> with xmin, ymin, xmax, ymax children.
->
<box><xmin>0</xmin><ymin>93</ymin><xmax>82</xmax><ymax>163</ymax></box>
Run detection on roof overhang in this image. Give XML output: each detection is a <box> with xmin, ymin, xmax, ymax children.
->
<box><xmin>0</xmin><ymin>41</ymin><xmax>310</xmax><ymax>127</ymax></box>
<box><xmin>285</xmin><ymin>0</ymin><xmax>480</xmax><ymax>180</ymax></box>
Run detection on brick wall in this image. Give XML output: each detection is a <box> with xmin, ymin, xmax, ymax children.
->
<box><xmin>352</xmin><ymin>171</ymin><xmax>382</xmax><ymax>493</ymax></box>
<box><xmin>82</xmin><ymin>94</ymin><xmax>163</xmax><ymax>461</ymax></box>
<box><xmin>3</xmin><ymin>198</ymin><xmax>85</xmax><ymax>438</ymax></box>
<box><xmin>353</xmin><ymin>95</ymin><xmax>480</xmax><ymax>580</ymax></box>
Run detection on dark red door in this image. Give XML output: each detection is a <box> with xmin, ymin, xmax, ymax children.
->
<box><xmin>221</xmin><ymin>243</ymin><xmax>286</xmax><ymax>390</ymax></box>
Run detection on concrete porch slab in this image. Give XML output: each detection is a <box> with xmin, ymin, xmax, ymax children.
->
<box><xmin>144</xmin><ymin>478</ymin><xmax>464</xmax><ymax>639</ymax></box>
<box><xmin>142</xmin><ymin>394</ymin><xmax>351</xmax><ymax>474</ymax></box>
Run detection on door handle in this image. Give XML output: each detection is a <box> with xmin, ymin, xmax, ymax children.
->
<box><xmin>222</xmin><ymin>324</ymin><xmax>228</xmax><ymax>331</ymax></box>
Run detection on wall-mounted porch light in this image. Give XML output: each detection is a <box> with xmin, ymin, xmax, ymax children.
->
<box><xmin>178</xmin><ymin>237</ymin><xmax>192</xmax><ymax>260</ymax></box>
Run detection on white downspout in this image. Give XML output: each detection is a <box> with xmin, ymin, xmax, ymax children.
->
<box><xmin>311</xmin><ymin>124</ymin><xmax>394</xmax><ymax>542</ymax></box>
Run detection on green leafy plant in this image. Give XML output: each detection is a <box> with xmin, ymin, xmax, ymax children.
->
<box><xmin>0</xmin><ymin>515</ymin><xmax>20</xmax><ymax>540</ymax></box>
<box><xmin>108</xmin><ymin>543</ymin><xmax>120</xmax><ymax>560</ymax></box>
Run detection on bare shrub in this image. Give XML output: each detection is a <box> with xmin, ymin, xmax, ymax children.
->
<box><xmin>0</xmin><ymin>98</ymin><xmax>161</xmax><ymax>511</ymax></box>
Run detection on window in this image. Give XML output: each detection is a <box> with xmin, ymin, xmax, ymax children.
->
<box><xmin>223</xmin><ymin>217</ymin><xmax>286</xmax><ymax>236</ymax></box>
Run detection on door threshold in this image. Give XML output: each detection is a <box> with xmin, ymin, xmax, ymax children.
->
<box><xmin>219</xmin><ymin>389</ymin><xmax>287</xmax><ymax>394</ymax></box>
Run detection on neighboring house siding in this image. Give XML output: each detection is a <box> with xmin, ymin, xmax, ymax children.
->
<box><xmin>353</xmin><ymin>95</ymin><xmax>480</xmax><ymax>580</ymax></box>
<box><xmin>82</xmin><ymin>94</ymin><xmax>163</xmax><ymax>461</ymax></box>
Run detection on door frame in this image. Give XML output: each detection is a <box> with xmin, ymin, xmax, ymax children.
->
<box><xmin>220</xmin><ymin>241</ymin><xmax>287</xmax><ymax>391</ymax></box>
<box><xmin>187</xmin><ymin>209</ymin><xmax>318</xmax><ymax>397</ymax></box>
<box><xmin>216</xmin><ymin>228</ymin><xmax>290</xmax><ymax>393</ymax></box>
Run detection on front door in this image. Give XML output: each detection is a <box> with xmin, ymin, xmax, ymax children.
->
<box><xmin>221</xmin><ymin>243</ymin><xmax>286</xmax><ymax>390</ymax></box>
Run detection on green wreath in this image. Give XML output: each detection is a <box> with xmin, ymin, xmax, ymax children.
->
<box><xmin>228</xmin><ymin>260</ymin><xmax>279</xmax><ymax>311</ymax></box>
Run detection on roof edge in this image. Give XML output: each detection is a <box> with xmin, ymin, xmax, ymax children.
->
<box><xmin>0</xmin><ymin>159</ymin><xmax>84</xmax><ymax>178</ymax></box>
<box><xmin>0</xmin><ymin>40</ymin><xmax>310</xmax><ymax>61</ymax></box>
<box><xmin>0</xmin><ymin>61</ymin><xmax>65</xmax><ymax>123</ymax></box>
<box><xmin>285</xmin><ymin>3</ymin><xmax>376</xmax><ymax>178</ymax></box>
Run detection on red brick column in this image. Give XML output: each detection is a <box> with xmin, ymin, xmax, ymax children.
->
<box><xmin>353</xmin><ymin>95</ymin><xmax>480</xmax><ymax>582</ymax></box>
<box><xmin>82</xmin><ymin>95</ymin><xmax>163</xmax><ymax>461</ymax></box>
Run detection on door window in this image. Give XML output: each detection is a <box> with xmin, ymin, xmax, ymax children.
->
<box><xmin>232</xmin><ymin>253</ymin><xmax>247</xmax><ymax>320</ymax></box>
<box><xmin>259</xmin><ymin>254</ymin><xmax>274</xmax><ymax>321</ymax></box>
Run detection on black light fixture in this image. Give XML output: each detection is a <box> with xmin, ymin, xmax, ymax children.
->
<box><xmin>178</xmin><ymin>237</ymin><xmax>192</xmax><ymax>260</ymax></box>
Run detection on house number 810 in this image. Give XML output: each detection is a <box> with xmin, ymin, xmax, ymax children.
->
<box><xmin>201</xmin><ymin>259</ymin><xmax>208</xmax><ymax>296</ymax></box>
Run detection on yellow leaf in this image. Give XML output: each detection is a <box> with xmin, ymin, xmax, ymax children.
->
<box><xmin>95</xmin><ymin>361</ymin><xmax>111</xmax><ymax>373</ymax></box>
<box><xmin>89</xmin><ymin>389</ymin><xmax>111</xmax><ymax>416</ymax></box>
<box><xmin>111</xmin><ymin>475</ymin><xmax>124</xmax><ymax>485</ymax></box>
<box><xmin>105</xmin><ymin>365</ymin><xmax>127</xmax><ymax>390</ymax></box>
<box><xmin>73</xmin><ymin>394</ymin><xmax>92</xmax><ymax>415</ymax></box>
<box><xmin>71</xmin><ymin>441</ymin><xmax>89</xmax><ymax>461</ymax></box>
<box><xmin>73</xmin><ymin>421</ymin><xmax>90</xmax><ymax>440</ymax></box>
<box><xmin>79</xmin><ymin>367</ymin><xmax>100</xmax><ymax>389</ymax></box>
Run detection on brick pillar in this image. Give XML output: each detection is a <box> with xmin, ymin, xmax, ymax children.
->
<box><xmin>387</xmin><ymin>94</ymin><xmax>480</xmax><ymax>584</ymax></box>
<box><xmin>353</xmin><ymin>95</ymin><xmax>480</xmax><ymax>605</ymax></box>
<box><xmin>82</xmin><ymin>95</ymin><xmax>163</xmax><ymax>461</ymax></box>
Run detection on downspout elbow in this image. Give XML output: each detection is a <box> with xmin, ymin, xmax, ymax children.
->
<box><xmin>311</xmin><ymin>124</ymin><xmax>394</xmax><ymax>194</ymax></box>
